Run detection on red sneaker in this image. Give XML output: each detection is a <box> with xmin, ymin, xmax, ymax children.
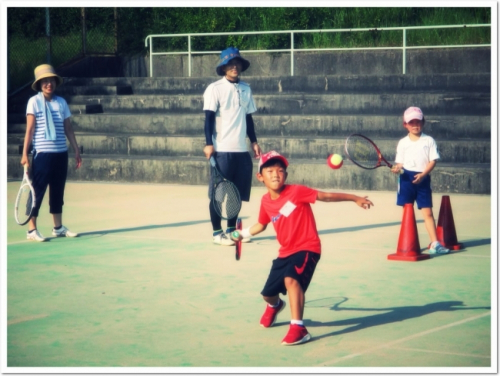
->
<box><xmin>260</xmin><ymin>300</ymin><xmax>286</xmax><ymax>328</ymax></box>
<box><xmin>281</xmin><ymin>324</ymin><xmax>311</xmax><ymax>346</ymax></box>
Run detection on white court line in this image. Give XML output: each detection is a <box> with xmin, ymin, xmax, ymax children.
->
<box><xmin>328</xmin><ymin>246</ymin><xmax>491</xmax><ymax>258</ymax></box>
<box><xmin>395</xmin><ymin>347</ymin><xmax>491</xmax><ymax>359</ymax></box>
<box><xmin>6</xmin><ymin>240</ymin><xmax>31</xmax><ymax>246</ymax></box>
<box><xmin>6</xmin><ymin>238</ymin><xmax>494</xmax><ymax>257</ymax></box>
<box><xmin>318</xmin><ymin>311</ymin><xmax>491</xmax><ymax>366</ymax></box>
<box><xmin>6</xmin><ymin>235</ymin><xmax>183</xmax><ymax>245</ymax></box>
<box><xmin>454</xmin><ymin>254</ymin><xmax>491</xmax><ymax>258</ymax></box>
<box><xmin>101</xmin><ymin>234</ymin><xmax>188</xmax><ymax>241</ymax></box>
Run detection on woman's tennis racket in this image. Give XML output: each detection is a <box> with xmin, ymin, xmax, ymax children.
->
<box><xmin>210</xmin><ymin>156</ymin><xmax>242</xmax><ymax>220</ymax></box>
<box><xmin>14</xmin><ymin>165</ymin><xmax>36</xmax><ymax>225</ymax></box>
<box><xmin>345</xmin><ymin>133</ymin><xmax>403</xmax><ymax>173</ymax></box>
<box><xmin>235</xmin><ymin>218</ymin><xmax>242</xmax><ymax>261</ymax></box>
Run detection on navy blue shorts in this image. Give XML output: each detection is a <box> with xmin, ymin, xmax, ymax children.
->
<box><xmin>397</xmin><ymin>169</ymin><xmax>433</xmax><ymax>209</ymax></box>
<box><xmin>261</xmin><ymin>251</ymin><xmax>321</xmax><ymax>297</ymax></box>
<box><xmin>209</xmin><ymin>152</ymin><xmax>253</xmax><ymax>202</ymax></box>
<box><xmin>31</xmin><ymin>151</ymin><xmax>68</xmax><ymax>216</ymax></box>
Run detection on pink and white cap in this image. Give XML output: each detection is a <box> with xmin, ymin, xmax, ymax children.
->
<box><xmin>258</xmin><ymin>150</ymin><xmax>289</xmax><ymax>170</ymax></box>
<box><xmin>404</xmin><ymin>106</ymin><xmax>424</xmax><ymax>123</ymax></box>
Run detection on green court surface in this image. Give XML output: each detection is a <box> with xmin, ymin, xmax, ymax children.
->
<box><xmin>3</xmin><ymin>181</ymin><xmax>494</xmax><ymax>371</ymax></box>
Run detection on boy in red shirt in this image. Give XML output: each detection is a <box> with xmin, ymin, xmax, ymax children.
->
<box><xmin>232</xmin><ymin>151</ymin><xmax>373</xmax><ymax>345</ymax></box>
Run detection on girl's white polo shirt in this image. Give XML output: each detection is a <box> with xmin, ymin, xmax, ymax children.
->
<box><xmin>395</xmin><ymin>132</ymin><xmax>440</xmax><ymax>172</ymax></box>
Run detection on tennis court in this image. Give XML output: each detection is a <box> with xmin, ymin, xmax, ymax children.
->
<box><xmin>4</xmin><ymin>180</ymin><xmax>494</xmax><ymax>371</ymax></box>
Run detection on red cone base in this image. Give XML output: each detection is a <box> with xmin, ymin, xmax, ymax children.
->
<box><xmin>388</xmin><ymin>203</ymin><xmax>430</xmax><ymax>261</ymax></box>
<box><xmin>435</xmin><ymin>195</ymin><xmax>462</xmax><ymax>250</ymax></box>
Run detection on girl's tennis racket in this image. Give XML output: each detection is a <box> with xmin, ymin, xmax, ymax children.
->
<box><xmin>14</xmin><ymin>165</ymin><xmax>36</xmax><ymax>225</ymax></box>
<box><xmin>209</xmin><ymin>156</ymin><xmax>242</xmax><ymax>220</ymax></box>
<box><xmin>345</xmin><ymin>133</ymin><xmax>403</xmax><ymax>173</ymax></box>
<box><xmin>235</xmin><ymin>218</ymin><xmax>242</xmax><ymax>261</ymax></box>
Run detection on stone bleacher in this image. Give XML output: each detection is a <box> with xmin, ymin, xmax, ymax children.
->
<box><xmin>6</xmin><ymin>72</ymin><xmax>491</xmax><ymax>194</ymax></box>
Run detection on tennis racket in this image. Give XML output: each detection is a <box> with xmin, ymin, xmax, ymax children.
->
<box><xmin>235</xmin><ymin>218</ymin><xmax>242</xmax><ymax>260</ymax></box>
<box><xmin>344</xmin><ymin>133</ymin><xmax>403</xmax><ymax>173</ymax></box>
<box><xmin>14</xmin><ymin>165</ymin><xmax>36</xmax><ymax>225</ymax></box>
<box><xmin>210</xmin><ymin>156</ymin><xmax>242</xmax><ymax>220</ymax></box>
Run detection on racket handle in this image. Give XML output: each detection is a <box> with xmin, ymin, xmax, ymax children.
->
<box><xmin>23</xmin><ymin>165</ymin><xmax>28</xmax><ymax>173</ymax></box>
<box><xmin>390</xmin><ymin>166</ymin><xmax>404</xmax><ymax>174</ymax></box>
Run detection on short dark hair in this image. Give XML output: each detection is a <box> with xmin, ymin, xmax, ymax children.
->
<box><xmin>259</xmin><ymin>159</ymin><xmax>287</xmax><ymax>174</ymax></box>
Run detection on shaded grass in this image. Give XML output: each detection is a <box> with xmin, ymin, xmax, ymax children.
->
<box><xmin>9</xmin><ymin>30</ymin><xmax>114</xmax><ymax>90</ymax></box>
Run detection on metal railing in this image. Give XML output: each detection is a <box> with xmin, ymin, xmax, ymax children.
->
<box><xmin>144</xmin><ymin>24</ymin><xmax>490</xmax><ymax>77</ymax></box>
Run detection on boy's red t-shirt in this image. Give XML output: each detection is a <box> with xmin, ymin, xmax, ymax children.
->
<box><xmin>258</xmin><ymin>184</ymin><xmax>321</xmax><ymax>258</ymax></box>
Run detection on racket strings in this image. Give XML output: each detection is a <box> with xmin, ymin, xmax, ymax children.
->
<box><xmin>15</xmin><ymin>185</ymin><xmax>34</xmax><ymax>223</ymax></box>
<box><xmin>214</xmin><ymin>182</ymin><xmax>241</xmax><ymax>220</ymax></box>
<box><xmin>346</xmin><ymin>137</ymin><xmax>380</xmax><ymax>168</ymax></box>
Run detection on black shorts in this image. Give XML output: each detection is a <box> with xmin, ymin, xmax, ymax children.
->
<box><xmin>208</xmin><ymin>152</ymin><xmax>253</xmax><ymax>202</ymax></box>
<box><xmin>261</xmin><ymin>251</ymin><xmax>321</xmax><ymax>297</ymax></box>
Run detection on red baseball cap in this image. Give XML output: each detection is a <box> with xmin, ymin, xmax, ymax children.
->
<box><xmin>258</xmin><ymin>150</ymin><xmax>289</xmax><ymax>170</ymax></box>
<box><xmin>404</xmin><ymin>106</ymin><xmax>424</xmax><ymax>123</ymax></box>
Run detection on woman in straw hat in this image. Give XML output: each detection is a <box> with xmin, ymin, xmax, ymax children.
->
<box><xmin>21</xmin><ymin>64</ymin><xmax>82</xmax><ymax>242</ymax></box>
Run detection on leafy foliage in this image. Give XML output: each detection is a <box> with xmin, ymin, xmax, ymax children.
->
<box><xmin>7</xmin><ymin>7</ymin><xmax>491</xmax><ymax>91</ymax></box>
<box><xmin>9</xmin><ymin>7</ymin><xmax>491</xmax><ymax>52</ymax></box>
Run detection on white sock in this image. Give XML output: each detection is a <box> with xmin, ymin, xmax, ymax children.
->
<box><xmin>268</xmin><ymin>298</ymin><xmax>281</xmax><ymax>308</ymax></box>
<box><xmin>291</xmin><ymin>319</ymin><xmax>304</xmax><ymax>326</ymax></box>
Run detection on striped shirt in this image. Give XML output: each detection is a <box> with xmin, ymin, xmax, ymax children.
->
<box><xmin>26</xmin><ymin>95</ymin><xmax>71</xmax><ymax>153</ymax></box>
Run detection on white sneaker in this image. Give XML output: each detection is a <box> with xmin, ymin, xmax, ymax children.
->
<box><xmin>52</xmin><ymin>225</ymin><xmax>78</xmax><ymax>238</ymax></box>
<box><xmin>429</xmin><ymin>241</ymin><xmax>450</xmax><ymax>254</ymax></box>
<box><xmin>27</xmin><ymin>229</ymin><xmax>46</xmax><ymax>242</ymax></box>
<box><xmin>213</xmin><ymin>233</ymin><xmax>234</xmax><ymax>246</ymax></box>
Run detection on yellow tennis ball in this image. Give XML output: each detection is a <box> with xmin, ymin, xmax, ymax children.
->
<box><xmin>331</xmin><ymin>154</ymin><xmax>343</xmax><ymax>165</ymax></box>
<box><xmin>327</xmin><ymin>154</ymin><xmax>343</xmax><ymax>169</ymax></box>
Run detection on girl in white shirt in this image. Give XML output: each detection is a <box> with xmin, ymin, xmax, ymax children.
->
<box><xmin>391</xmin><ymin>106</ymin><xmax>449</xmax><ymax>254</ymax></box>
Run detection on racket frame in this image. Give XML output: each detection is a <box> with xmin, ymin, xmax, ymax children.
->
<box><xmin>235</xmin><ymin>218</ymin><xmax>242</xmax><ymax>261</ymax></box>
<box><xmin>344</xmin><ymin>133</ymin><xmax>395</xmax><ymax>170</ymax></box>
<box><xmin>14</xmin><ymin>165</ymin><xmax>36</xmax><ymax>226</ymax></box>
<box><xmin>209</xmin><ymin>156</ymin><xmax>242</xmax><ymax>220</ymax></box>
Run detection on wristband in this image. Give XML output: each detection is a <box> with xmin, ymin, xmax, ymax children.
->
<box><xmin>240</xmin><ymin>228</ymin><xmax>252</xmax><ymax>239</ymax></box>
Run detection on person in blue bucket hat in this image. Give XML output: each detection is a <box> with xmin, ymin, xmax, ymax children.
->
<box><xmin>203</xmin><ymin>47</ymin><xmax>262</xmax><ymax>246</ymax></box>
<box><xmin>215</xmin><ymin>46</ymin><xmax>251</xmax><ymax>76</ymax></box>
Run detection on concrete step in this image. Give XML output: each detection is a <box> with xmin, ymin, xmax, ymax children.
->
<box><xmin>6</xmin><ymin>154</ymin><xmax>490</xmax><ymax>194</ymax></box>
<box><xmin>7</xmin><ymin>133</ymin><xmax>490</xmax><ymax>164</ymax></box>
<box><xmin>7</xmin><ymin>114</ymin><xmax>491</xmax><ymax>139</ymax></box>
<box><xmin>7</xmin><ymin>103</ymin><xmax>103</xmax><ymax>116</ymax></box>
<box><xmin>56</xmin><ymin>85</ymin><xmax>133</xmax><ymax>96</ymax></box>
<box><xmin>11</xmin><ymin>90</ymin><xmax>490</xmax><ymax>116</ymax></box>
<box><xmin>36</xmin><ymin>92</ymin><xmax>487</xmax><ymax>116</ymax></box>
<box><xmin>27</xmin><ymin>73</ymin><xmax>490</xmax><ymax>95</ymax></box>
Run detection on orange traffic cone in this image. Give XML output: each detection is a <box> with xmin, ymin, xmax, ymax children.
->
<box><xmin>436</xmin><ymin>195</ymin><xmax>462</xmax><ymax>250</ymax></box>
<box><xmin>388</xmin><ymin>203</ymin><xmax>430</xmax><ymax>261</ymax></box>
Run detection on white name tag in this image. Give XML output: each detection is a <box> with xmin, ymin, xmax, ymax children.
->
<box><xmin>279</xmin><ymin>201</ymin><xmax>297</xmax><ymax>217</ymax></box>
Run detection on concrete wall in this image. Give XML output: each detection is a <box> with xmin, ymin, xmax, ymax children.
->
<box><xmin>8</xmin><ymin>46</ymin><xmax>489</xmax><ymax>97</ymax></box>
<box><xmin>126</xmin><ymin>47</ymin><xmax>491</xmax><ymax>78</ymax></box>
<box><xmin>53</xmin><ymin>47</ymin><xmax>491</xmax><ymax>80</ymax></box>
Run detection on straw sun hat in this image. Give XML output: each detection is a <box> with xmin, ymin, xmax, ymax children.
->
<box><xmin>31</xmin><ymin>64</ymin><xmax>63</xmax><ymax>91</ymax></box>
